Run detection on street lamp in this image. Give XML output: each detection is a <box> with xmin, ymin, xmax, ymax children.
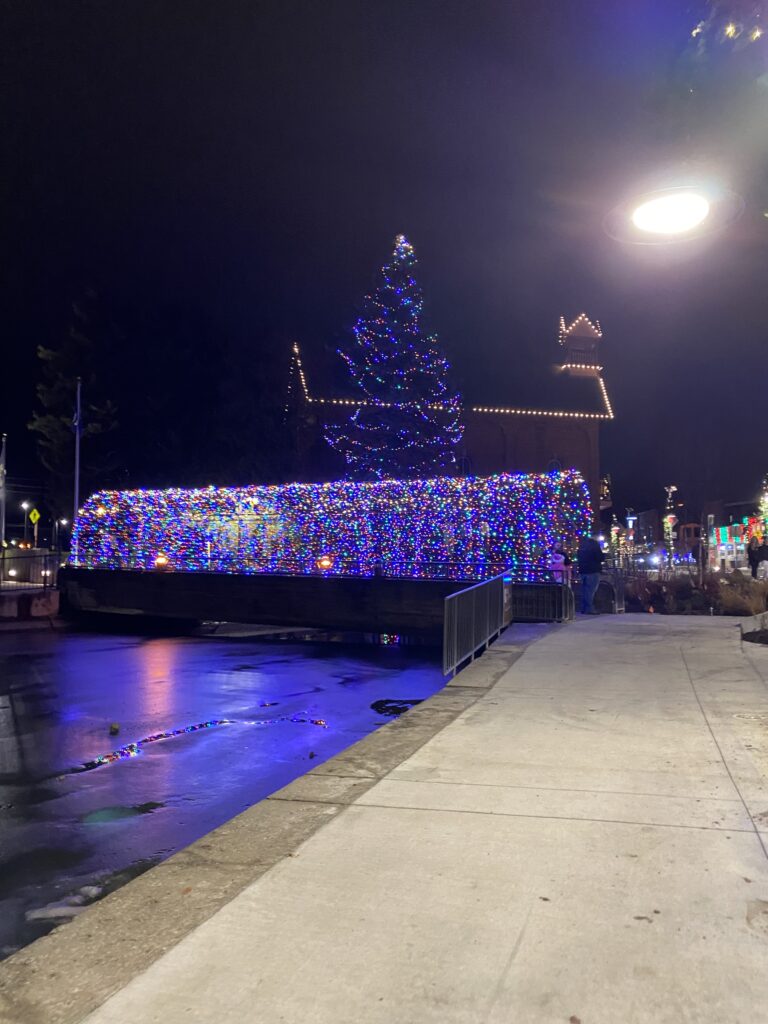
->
<box><xmin>631</xmin><ymin>191</ymin><xmax>710</xmax><ymax>235</ymax></box>
<box><xmin>54</xmin><ymin>518</ymin><xmax>69</xmax><ymax>552</ymax></box>
<box><xmin>20</xmin><ymin>501</ymin><xmax>30</xmax><ymax>544</ymax></box>
<box><xmin>605</xmin><ymin>183</ymin><xmax>743</xmax><ymax>244</ymax></box>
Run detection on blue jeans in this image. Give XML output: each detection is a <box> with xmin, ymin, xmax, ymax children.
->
<box><xmin>580</xmin><ymin>572</ymin><xmax>600</xmax><ymax>613</ymax></box>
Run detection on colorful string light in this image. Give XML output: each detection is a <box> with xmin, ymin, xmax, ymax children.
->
<box><xmin>325</xmin><ymin>234</ymin><xmax>463</xmax><ymax>479</ymax></box>
<box><xmin>71</xmin><ymin>470</ymin><xmax>592</xmax><ymax>581</ymax></box>
<box><xmin>70</xmin><ymin>715</ymin><xmax>328</xmax><ymax>774</ymax></box>
<box><xmin>759</xmin><ymin>475</ymin><xmax>768</xmax><ymax>531</ymax></box>
<box><xmin>71</xmin><ymin>720</ymin><xmax>233</xmax><ymax>773</ymax></box>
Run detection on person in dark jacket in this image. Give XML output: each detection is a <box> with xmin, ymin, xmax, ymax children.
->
<box><xmin>577</xmin><ymin>534</ymin><xmax>605</xmax><ymax>614</ymax></box>
<box><xmin>759</xmin><ymin>537</ymin><xmax>768</xmax><ymax>577</ymax></box>
<box><xmin>748</xmin><ymin>536</ymin><xmax>761</xmax><ymax>579</ymax></box>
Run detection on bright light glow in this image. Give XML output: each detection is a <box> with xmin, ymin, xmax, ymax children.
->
<box><xmin>316</xmin><ymin>554</ymin><xmax>334</xmax><ymax>570</ymax></box>
<box><xmin>651</xmin><ymin>555</ymin><xmax>660</xmax><ymax>565</ymax></box>
<box><xmin>725</xmin><ymin>22</ymin><xmax>737</xmax><ymax>38</ymax></box>
<box><xmin>21</xmin><ymin>501</ymin><xmax>29</xmax><ymax>511</ymax></box>
<box><xmin>752</xmin><ymin>26</ymin><xmax>763</xmax><ymax>40</ymax></box>
<box><xmin>8</xmin><ymin>569</ymin><xmax>17</xmax><ymax>577</ymax></box>
<box><xmin>632</xmin><ymin>192</ymin><xmax>710</xmax><ymax>235</ymax></box>
<box><xmin>60</xmin><ymin>518</ymin><xmax>68</xmax><ymax>526</ymax></box>
<box><xmin>154</xmin><ymin>553</ymin><xmax>170</xmax><ymax>569</ymax></box>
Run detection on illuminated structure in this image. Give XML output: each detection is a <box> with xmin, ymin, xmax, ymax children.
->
<box><xmin>289</xmin><ymin>313</ymin><xmax>611</xmax><ymax>516</ymax></box>
<box><xmin>71</xmin><ymin>470</ymin><xmax>592</xmax><ymax>581</ymax></box>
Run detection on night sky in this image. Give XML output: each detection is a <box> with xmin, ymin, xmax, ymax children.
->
<box><xmin>3</xmin><ymin>0</ymin><xmax>768</xmax><ymax>514</ymax></box>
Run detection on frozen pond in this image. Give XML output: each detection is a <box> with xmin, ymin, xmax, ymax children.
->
<box><xmin>0</xmin><ymin>630</ymin><xmax>444</xmax><ymax>958</ymax></box>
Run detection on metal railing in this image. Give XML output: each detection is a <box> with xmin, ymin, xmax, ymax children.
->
<box><xmin>508</xmin><ymin>581</ymin><xmax>575</xmax><ymax>623</ymax></box>
<box><xmin>0</xmin><ymin>552</ymin><xmax>61</xmax><ymax>590</ymax></box>
<box><xmin>599</xmin><ymin>568</ymin><xmax>626</xmax><ymax>613</ymax></box>
<box><xmin>443</xmin><ymin>570</ymin><xmax>509</xmax><ymax>676</ymax></box>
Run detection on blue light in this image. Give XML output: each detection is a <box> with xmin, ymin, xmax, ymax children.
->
<box><xmin>71</xmin><ymin>471</ymin><xmax>592</xmax><ymax>581</ymax></box>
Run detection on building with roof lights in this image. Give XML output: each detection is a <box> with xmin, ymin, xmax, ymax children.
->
<box><xmin>286</xmin><ymin>314</ymin><xmax>612</xmax><ymax>518</ymax></box>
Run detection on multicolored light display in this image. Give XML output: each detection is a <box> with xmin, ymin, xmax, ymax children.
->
<box><xmin>325</xmin><ymin>234</ymin><xmax>463</xmax><ymax>479</ymax></box>
<box><xmin>71</xmin><ymin>470</ymin><xmax>592</xmax><ymax>580</ymax></box>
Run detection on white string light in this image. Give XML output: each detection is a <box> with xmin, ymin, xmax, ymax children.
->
<box><xmin>293</xmin><ymin>313</ymin><xmax>613</xmax><ymax>425</ymax></box>
<box><xmin>558</xmin><ymin>312</ymin><xmax>602</xmax><ymax>345</ymax></box>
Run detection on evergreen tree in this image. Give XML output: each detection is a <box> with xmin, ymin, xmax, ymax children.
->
<box><xmin>29</xmin><ymin>291</ymin><xmax>118</xmax><ymax>515</ymax></box>
<box><xmin>327</xmin><ymin>235</ymin><xmax>463</xmax><ymax>479</ymax></box>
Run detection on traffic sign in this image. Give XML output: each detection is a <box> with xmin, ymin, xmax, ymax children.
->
<box><xmin>28</xmin><ymin>507</ymin><xmax>40</xmax><ymax>525</ymax></box>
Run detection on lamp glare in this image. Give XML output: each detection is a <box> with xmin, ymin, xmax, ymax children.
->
<box><xmin>631</xmin><ymin>192</ymin><xmax>710</xmax><ymax>235</ymax></box>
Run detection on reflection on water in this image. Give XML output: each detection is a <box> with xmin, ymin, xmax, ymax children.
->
<box><xmin>0</xmin><ymin>631</ymin><xmax>443</xmax><ymax>958</ymax></box>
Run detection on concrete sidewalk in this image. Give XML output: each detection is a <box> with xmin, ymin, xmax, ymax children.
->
<box><xmin>77</xmin><ymin>618</ymin><xmax>768</xmax><ymax>1022</ymax></box>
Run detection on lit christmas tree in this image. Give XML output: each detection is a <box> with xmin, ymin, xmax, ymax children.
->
<box><xmin>326</xmin><ymin>235</ymin><xmax>463</xmax><ymax>479</ymax></box>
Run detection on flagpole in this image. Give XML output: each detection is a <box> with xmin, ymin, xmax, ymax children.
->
<box><xmin>0</xmin><ymin>432</ymin><xmax>6</xmax><ymax>548</ymax></box>
<box><xmin>73</xmin><ymin>377</ymin><xmax>81</xmax><ymax>560</ymax></box>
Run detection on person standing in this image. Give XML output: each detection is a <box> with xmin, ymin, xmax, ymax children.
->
<box><xmin>559</xmin><ymin>543</ymin><xmax>573</xmax><ymax>585</ymax></box>
<box><xmin>747</xmin><ymin>536</ymin><xmax>761</xmax><ymax>580</ymax></box>
<box><xmin>549</xmin><ymin>542</ymin><xmax>572</xmax><ymax>584</ymax></box>
<box><xmin>577</xmin><ymin>534</ymin><xmax>604</xmax><ymax>614</ymax></box>
<box><xmin>758</xmin><ymin>535</ymin><xmax>768</xmax><ymax>580</ymax></box>
<box><xmin>549</xmin><ymin>546</ymin><xmax>566</xmax><ymax>583</ymax></box>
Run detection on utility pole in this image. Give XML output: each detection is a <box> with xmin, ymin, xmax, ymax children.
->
<box><xmin>73</xmin><ymin>377</ymin><xmax>82</xmax><ymax>563</ymax></box>
<box><xmin>73</xmin><ymin>377</ymin><xmax>82</xmax><ymax>522</ymax></box>
<box><xmin>0</xmin><ymin>433</ymin><xmax>6</xmax><ymax>548</ymax></box>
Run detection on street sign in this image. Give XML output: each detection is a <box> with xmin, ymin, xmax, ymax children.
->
<box><xmin>28</xmin><ymin>508</ymin><xmax>40</xmax><ymax>525</ymax></box>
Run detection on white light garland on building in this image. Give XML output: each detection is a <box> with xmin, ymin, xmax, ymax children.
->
<box><xmin>558</xmin><ymin>312</ymin><xmax>602</xmax><ymax>345</ymax></box>
<box><xmin>292</xmin><ymin>316</ymin><xmax>614</xmax><ymax>423</ymax></box>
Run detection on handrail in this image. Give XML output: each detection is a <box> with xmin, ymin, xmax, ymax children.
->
<box><xmin>0</xmin><ymin>551</ymin><xmax>62</xmax><ymax>591</ymax></box>
<box><xmin>442</xmin><ymin>569</ymin><xmax>510</xmax><ymax>676</ymax></box>
<box><xmin>68</xmin><ymin>554</ymin><xmax>559</xmax><ymax>583</ymax></box>
<box><xmin>507</xmin><ymin>580</ymin><xmax>575</xmax><ymax>622</ymax></box>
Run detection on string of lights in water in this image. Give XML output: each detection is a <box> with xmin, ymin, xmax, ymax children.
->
<box><xmin>71</xmin><ymin>470</ymin><xmax>591</xmax><ymax>580</ymax></box>
<box><xmin>70</xmin><ymin>715</ymin><xmax>328</xmax><ymax>774</ymax></box>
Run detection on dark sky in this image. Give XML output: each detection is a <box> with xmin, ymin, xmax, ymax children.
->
<box><xmin>2</xmin><ymin>0</ymin><xmax>768</xmax><ymax>513</ymax></box>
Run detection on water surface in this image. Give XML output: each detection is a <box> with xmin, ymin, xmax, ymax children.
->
<box><xmin>0</xmin><ymin>630</ymin><xmax>443</xmax><ymax>957</ymax></box>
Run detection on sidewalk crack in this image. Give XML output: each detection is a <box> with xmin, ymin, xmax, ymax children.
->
<box><xmin>680</xmin><ymin>647</ymin><xmax>768</xmax><ymax>862</ymax></box>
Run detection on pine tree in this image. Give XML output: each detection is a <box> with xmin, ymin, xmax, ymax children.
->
<box><xmin>327</xmin><ymin>235</ymin><xmax>463</xmax><ymax>479</ymax></box>
<box><xmin>29</xmin><ymin>291</ymin><xmax>118</xmax><ymax>515</ymax></box>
